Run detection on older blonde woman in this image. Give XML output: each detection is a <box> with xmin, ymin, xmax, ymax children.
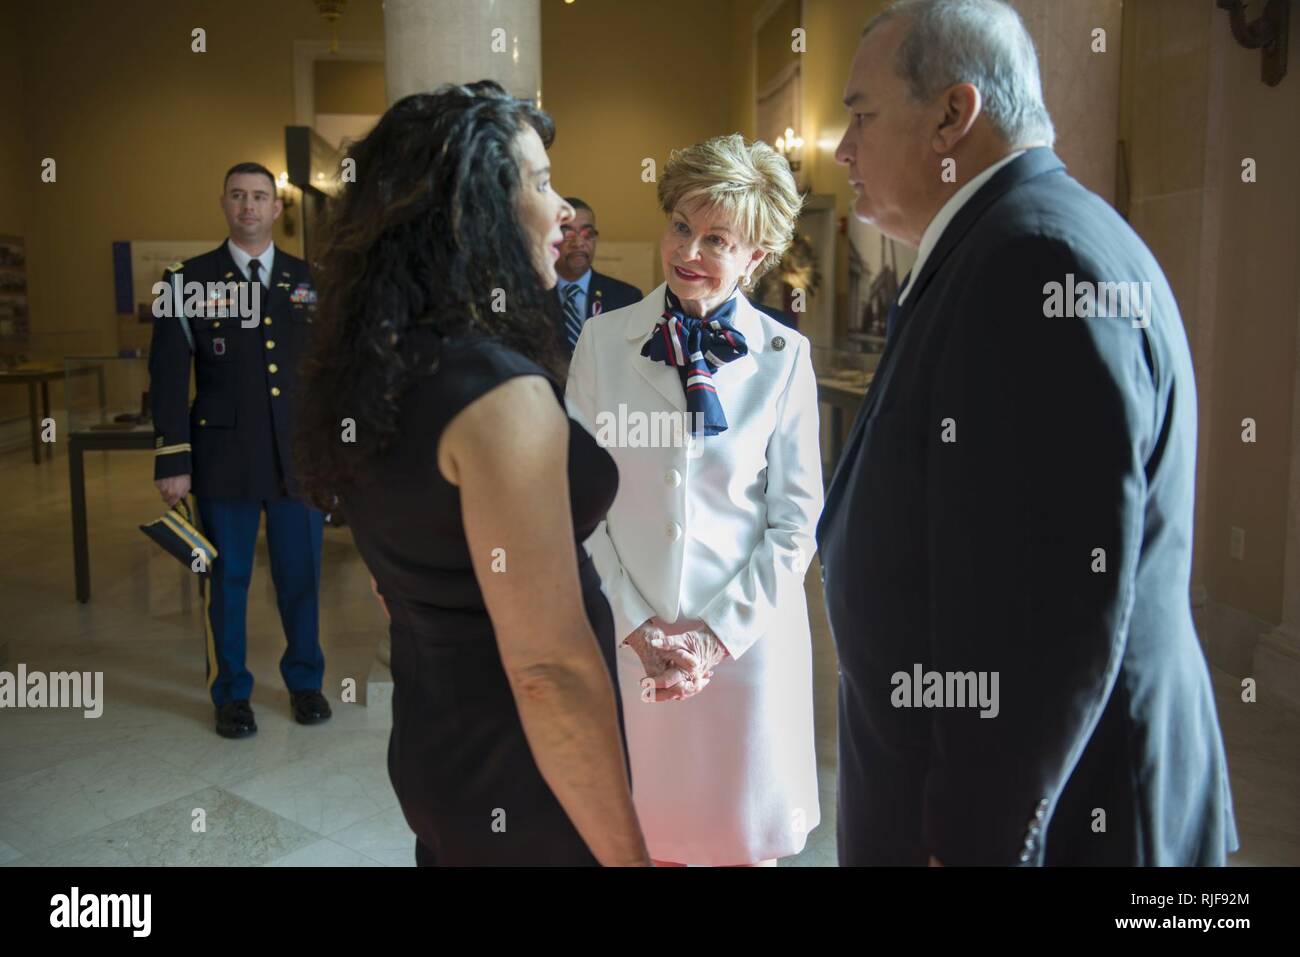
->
<box><xmin>566</xmin><ymin>134</ymin><xmax>822</xmax><ymax>867</ymax></box>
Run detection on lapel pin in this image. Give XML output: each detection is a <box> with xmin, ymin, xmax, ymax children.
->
<box><xmin>223</xmin><ymin>271</ymin><xmax>234</xmax><ymax>279</ymax></box>
<box><xmin>771</xmin><ymin>335</ymin><xmax>786</xmax><ymax>351</ymax></box>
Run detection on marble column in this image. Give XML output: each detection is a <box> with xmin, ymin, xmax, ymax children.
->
<box><xmin>383</xmin><ymin>0</ymin><xmax>541</xmax><ymax>104</ymax></box>
<box><xmin>367</xmin><ymin>0</ymin><xmax>541</xmax><ymax>700</ymax></box>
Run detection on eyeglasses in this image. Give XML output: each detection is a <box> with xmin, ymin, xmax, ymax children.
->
<box><xmin>560</xmin><ymin>225</ymin><xmax>599</xmax><ymax>241</ymax></box>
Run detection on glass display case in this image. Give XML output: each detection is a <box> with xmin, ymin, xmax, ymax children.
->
<box><xmin>811</xmin><ymin>344</ymin><xmax>879</xmax><ymax>404</ymax></box>
<box><xmin>64</xmin><ymin>354</ymin><xmax>151</xmax><ymax>436</ymax></box>
<box><xmin>810</xmin><ymin>345</ymin><xmax>880</xmax><ymax>468</ymax></box>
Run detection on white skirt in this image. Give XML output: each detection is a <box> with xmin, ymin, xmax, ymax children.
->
<box><xmin>616</xmin><ymin>611</ymin><xmax>820</xmax><ymax>866</ymax></box>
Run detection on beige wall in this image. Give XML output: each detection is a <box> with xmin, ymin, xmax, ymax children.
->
<box><xmin>9</xmin><ymin>0</ymin><xmax>384</xmax><ymax>376</ymax></box>
<box><xmin>539</xmin><ymin>0</ymin><xmax>734</xmax><ymax>288</ymax></box>
<box><xmin>1202</xmin><ymin>4</ymin><xmax>1300</xmax><ymax>622</ymax></box>
<box><xmin>1120</xmin><ymin>0</ymin><xmax>1299</xmax><ymax>626</ymax></box>
<box><xmin>314</xmin><ymin>59</ymin><xmax>386</xmax><ymax>114</ymax></box>
<box><xmin>1121</xmin><ymin>0</ymin><xmax>1217</xmax><ymax>604</ymax></box>
<box><xmin>0</xmin><ymin>0</ymin><xmax>28</xmax><ymax>238</ymax></box>
<box><xmin>0</xmin><ymin>0</ymin><xmax>32</xmax><ymax>422</ymax></box>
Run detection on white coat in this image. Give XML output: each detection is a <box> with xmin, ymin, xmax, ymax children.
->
<box><xmin>566</xmin><ymin>283</ymin><xmax>824</xmax><ymax>865</ymax></box>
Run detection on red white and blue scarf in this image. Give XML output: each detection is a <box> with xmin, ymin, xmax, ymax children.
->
<box><xmin>640</xmin><ymin>288</ymin><xmax>748</xmax><ymax>436</ymax></box>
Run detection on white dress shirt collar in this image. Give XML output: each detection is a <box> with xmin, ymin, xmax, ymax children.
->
<box><xmin>898</xmin><ymin>150</ymin><xmax>1025</xmax><ymax>305</ymax></box>
<box><xmin>226</xmin><ymin>238</ymin><xmax>275</xmax><ymax>285</ymax></box>
<box><xmin>558</xmin><ymin>267</ymin><xmax>593</xmax><ymax>297</ymax></box>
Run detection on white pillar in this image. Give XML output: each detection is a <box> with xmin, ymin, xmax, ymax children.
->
<box><xmin>383</xmin><ymin>0</ymin><xmax>542</xmax><ymax>105</ymax></box>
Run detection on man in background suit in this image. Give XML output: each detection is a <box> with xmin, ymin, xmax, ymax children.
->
<box><xmin>555</xmin><ymin>197</ymin><xmax>642</xmax><ymax>355</ymax></box>
<box><xmin>818</xmin><ymin>0</ymin><xmax>1237</xmax><ymax>865</ymax></box>
<box><xmin>150</xmin><ymin>162</ymin><xmax>331</xmax><ymax>739</ymax></box>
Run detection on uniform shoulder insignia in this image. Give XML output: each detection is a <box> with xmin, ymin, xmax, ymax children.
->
<box><xmin>166</xmin><ymin>260</ymin><xmax>185</xmax><ymax>272</ymax></box>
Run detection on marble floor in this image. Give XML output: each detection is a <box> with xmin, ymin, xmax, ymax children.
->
<box><xmin>0</xmin><ymin>443</ymin><xmax>1295</xmax><ymax>866</ymax></box>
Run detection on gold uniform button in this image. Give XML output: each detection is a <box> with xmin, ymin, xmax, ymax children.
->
<box><xmin>268</xmin><ymin>363</ymin><xmax>278</xmax><ymax>374</ymax></box>
<box><xmin>198</xmin><ymin>418</ymin><xmax>207</xmax><ymax>426</ymax></box>
<box><xmin>263</xmin><ymin>317</ymin><xmax>272</xmax><ymax>326</ymax></box>
<box><xmin>212</xmin><ymin>321</ymin><xmax>221</xmax><ymax>329</ymax></box>
<box><xmin>265</xmin><ymin>339</ymin><xmax>276</xmax><ymax>349</ymax></box>
<box><xmin>270</xmin><ymin>386</ymin><xmax>281</xmax><ymax>397</ymax></box>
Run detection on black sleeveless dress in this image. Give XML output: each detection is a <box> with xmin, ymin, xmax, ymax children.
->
<box><xmin>342</xmin><ymin>333</ymin><xmax>624</xmax><ymax>866</ymax></box>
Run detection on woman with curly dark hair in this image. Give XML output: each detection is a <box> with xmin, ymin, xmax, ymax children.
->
<box><xmin>295</xmin><ymin>81</ymin><xmax>648</xmax><ymax>866</ymax></box>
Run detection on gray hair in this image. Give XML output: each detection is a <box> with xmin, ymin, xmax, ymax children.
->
<box><xmin>865</xmin><ymin>0</ymin><xmax>1055</xmax><ymax>147</ymax></box>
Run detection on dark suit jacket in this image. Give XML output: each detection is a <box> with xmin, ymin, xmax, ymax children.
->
<box><xmin>555</xmin><ymin>269</ymin><xmax>642</xmax><ymax>356</ymax></box>
<box><xmin>149</xmin><ymin>242</ymin><xmax>318</xmax><ymax>500</ymax></box>
<box><xmin>817</xmin><ymin>149</ymin><xmax>1237</xmax><ymax>866</ymax></box>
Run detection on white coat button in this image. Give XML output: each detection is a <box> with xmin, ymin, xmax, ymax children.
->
<box><xmin>665</xmin><ymin>469</ymin><xmax>681</xmax><ymax>487</ymax></box>
<box><xmin>666</xmin><ymin>521</ymin><xmax>681</xmax><ymax>542</ymax></box>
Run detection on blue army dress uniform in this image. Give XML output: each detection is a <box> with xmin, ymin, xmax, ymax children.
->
<box><xmin>149</xmin><ymin>240</ymin><xmax>326</xmax><ymax>717</ymax></box>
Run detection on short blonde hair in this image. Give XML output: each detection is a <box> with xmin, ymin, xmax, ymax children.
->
<box><xmin>657</xmin><ymin>133</ymin><xmax>804</xmax><ymax>282</ymax></box>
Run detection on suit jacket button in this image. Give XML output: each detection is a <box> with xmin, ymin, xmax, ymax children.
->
<box><xmin>263</xmin><ymin>316</ymin><xmax>272</xmax><ymax>326</ymax></box>
<box><xmin>1019</xmin><ymin>850</ymin><xmax>1032</xmax><ymax>863</ymax></box>
<box><xmin>664</xmin><ymin>469</ymin><xmax>681</xmax><ymax>487</ymax></box>
<box><xmin>268</xmin><ymin>363</ymin><xmax>278</xmax><ymax>374</ymax></box>
<box><xmin>666</xmin><ymin>521</ymin><xmax>681</xmax><ymax>542</ymax></box>
<box><xmin>265</xmin><ymin>339</ymin><xmax>276</xmax><ymax>349</ymax></box>
<box><xmin>271</xmin><ymin>386</ymin><xmax>281</xmax><ymax>397</ymax></box>
<box><xmin>198</xmin><ymin>418</ymin><xmax>206</xmax><ymax>426</ymax></box>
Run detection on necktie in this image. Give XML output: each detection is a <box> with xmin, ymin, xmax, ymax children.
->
<box><xmin>248</xmin><ymin>258</ymin><xmax>263</xmax><ymax>287</ymax></box>
<box><xmin>885</xmin><ymin>271</ymin><xmax>912</xmax><ymax>340</ymax></box>
<box><xmin>562</xmin><ymin>282</ymin><xmax>584</xmax><ymax>348</ymax></box>
<box><xmin>640</xmin><ymin>289</ymin><xmax>748</xmax><ymax>436</ymax></box>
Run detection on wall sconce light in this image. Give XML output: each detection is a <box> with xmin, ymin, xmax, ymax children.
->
<box><xmin>1217</xmin><ymin>0</ymin><xmax>1289</xmax><ymax>86</ymax></box>
<box><xmin>277</xmin><ymin>171</ymin><xmax>296</xmax><ymax>238</ymax></box>
<box><xmin>775</xmin><ymin>127</ymin><xmax>807</xmax><ymax>190</ymax></box>
<box><xmin>775</xmin><ymin>127</ymin><xmax>805</xmax><ymax>173</ymax></box>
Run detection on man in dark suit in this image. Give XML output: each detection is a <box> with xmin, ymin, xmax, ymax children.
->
<box><xmin>818</xmin><ymin>0</ymin><xmax>1236</xmax><ymax>866</ymax></box>
<box><xmin>555</xmin><ymin>197</ymin><xmax>642</xmax><ymax>355</ymax></box>
<box><xmin>150</xmin><ymin>162</ymin><xmax>331</xmax><ymax>739</ymax></box>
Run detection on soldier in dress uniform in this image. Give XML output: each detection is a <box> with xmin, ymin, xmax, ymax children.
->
<box><xmin>149</xmin><ymin>161</ymin><xmax>331</xmax><ymax>739</ymax></box>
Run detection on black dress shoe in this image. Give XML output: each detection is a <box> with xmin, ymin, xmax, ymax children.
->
<box><xmin>216</xmin><ymin>700</ymin><xmax>257</xmax><ymax>739</ymax></box>
<box><xmin>291</xmin><ymin>690</ymin><xmax>332</xmax><ymax>725</ymax></box>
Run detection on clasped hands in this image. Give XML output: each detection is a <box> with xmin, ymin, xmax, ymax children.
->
<box><xmin>623</xmin><ymin>618</ymin><xmax>728</xmax><ymax>703</ymax></box>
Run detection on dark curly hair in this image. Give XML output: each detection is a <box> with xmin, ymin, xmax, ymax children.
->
<box><xmin>295</xmin><ymin>80</ymin><xmax>566</xmax><ymax>512</ymax></box>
